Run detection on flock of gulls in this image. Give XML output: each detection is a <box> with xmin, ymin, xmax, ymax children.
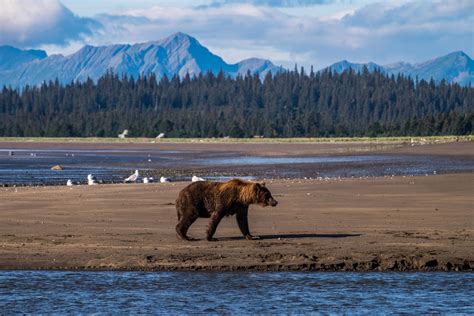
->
<box><xmin>66</xmin><ymin>171</ymin><xmax>206</xmax><ymax>186</ymax></box>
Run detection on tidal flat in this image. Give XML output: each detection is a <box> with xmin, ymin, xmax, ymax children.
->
<box><xmin>0</xmin><ymin>140</ymin><xmax>472</xmax><ymax>271</ymax></box>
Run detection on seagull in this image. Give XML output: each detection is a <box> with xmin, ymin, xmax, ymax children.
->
<box><xmin>160</xmin><ymin>176</ymin><xmax>171</xmax><ymax>183</ymax></box>
<box><xmin>66</xmin><ymin>179</ymin><xmax>74</xmax><ymax>186</ymax></box>
<box><xmin>192</xmin><ymin>175</ymin><xmax>205</xmax><ymax>182</ymax></box>
<box><xmin>143</xmin><ymin>177</ymin><xmax>150</xmax><ymax>184</ymax></box>
<box><xmin>87</xmin><ymin>174</ymin><xmax>98</xmax><ymax>185</ymax></box>
<box><xmin>124</xmin><ymin>170</ymin><xmax>139</xmax><ymax>183</ymax></box>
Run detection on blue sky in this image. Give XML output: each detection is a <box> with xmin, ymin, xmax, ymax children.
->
<box><xmin>1</xmin><ymin>0</ymin><xmax>473</xmax><ymax>69</ymax></box>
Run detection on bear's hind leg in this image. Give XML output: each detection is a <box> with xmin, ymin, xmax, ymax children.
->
<box><xmin>206</xmin><ymin>211</ymin><xmax>225</xmax><ymax>241</ymax></box>
<box><xmin>176</xmin><ymin>212</ymin><xmax>199</xmax><ymax>241</ymax></box>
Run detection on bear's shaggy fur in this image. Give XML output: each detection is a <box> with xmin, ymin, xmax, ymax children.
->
<box><xmin>175</xmin><ymin>179</ymin><xmax>278</xmax><ymax>241</ymax></box>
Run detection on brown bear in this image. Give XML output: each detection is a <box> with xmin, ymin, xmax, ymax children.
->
<box><xmin>175</xmin><ymin>179</ymin><xmax>278</xmax><ymax>241</ymax></box>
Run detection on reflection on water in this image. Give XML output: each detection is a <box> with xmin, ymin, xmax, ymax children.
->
<box><xmin>0</xmin><ymin>271</ymin><xmax>472</xmax><ymax>314</ymax></box>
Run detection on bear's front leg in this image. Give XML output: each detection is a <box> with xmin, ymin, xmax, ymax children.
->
<box><xmin>236</xmin><ymin>208</ymin><xmax>260</xmax><ymax>240</ymax></box>
<box><xmin>206</xmin><ymin>211</ymin><xmax>224</xmax><ymax>241</ymax></box>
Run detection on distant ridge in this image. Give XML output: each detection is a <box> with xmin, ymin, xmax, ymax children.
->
<box><xmin>328</xmin><ymin>51</ymin><xmax>473</xmax><ymax>86</ymax></box>
<box><xmin>0</xmin><ymin>46</ymin><xmax>47</xmax><ymax>71</ymax></box>
<box><xmin>0</xmin><ymin>32</ymin><xmax>472</xmax><ymax>87</ymax></box>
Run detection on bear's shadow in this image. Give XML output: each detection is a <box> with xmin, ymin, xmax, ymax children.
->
<box><xmin>219</xmin><ymin>233</ymin><xmax>362</xmax><ymax>241</ymax></box>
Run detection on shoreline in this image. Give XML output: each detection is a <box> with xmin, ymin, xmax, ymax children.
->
<box><xmin>0</xmin><ymin>135</ymin><xmax>472</xmax><ymax>144</ymax></box>
<box><xmin>1</xmin><ymin>174</ymin><xmax>472</xmax><ymax>272</ymax></box>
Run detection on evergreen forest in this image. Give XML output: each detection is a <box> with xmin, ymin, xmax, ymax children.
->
<box><xmin>0</xmin><ymin>67</ymin><xmax>472</xmax><ymax>138</ymax></box>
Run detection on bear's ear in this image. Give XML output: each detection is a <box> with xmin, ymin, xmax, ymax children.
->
<box><xmin>260</xmin><ymin>182</ymin><xmax>266</xmax><ymax>187</ymax></box>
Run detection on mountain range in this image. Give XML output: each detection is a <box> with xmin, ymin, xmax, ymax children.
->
<box><xmin>0</xmin><ymin>32</ymin><xmax>472</xmax><ymax>88</ymax></box>
<box><xmin>0</xmin><ymin>33</ymin><xmax>281</xmax><ymax>89</ymax></box>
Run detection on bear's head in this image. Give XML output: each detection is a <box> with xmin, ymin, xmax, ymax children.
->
<box><xmin>254</xmin><ymin>182</ymin><xmax>278</xmax><ymax>207</ymax></box>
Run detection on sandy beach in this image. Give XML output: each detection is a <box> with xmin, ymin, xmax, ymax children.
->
<box><xmin>1</xmin><ymin>171</ymin><xmax>472</xmax><ymax>271</ymax></box>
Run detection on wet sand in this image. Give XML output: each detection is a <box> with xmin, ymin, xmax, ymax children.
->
<box><xmin>1</xmin><ymin>173</ymin><xmax>472</xmax><ymax>271</ymax></box>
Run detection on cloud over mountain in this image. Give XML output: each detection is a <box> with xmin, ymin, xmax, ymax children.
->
<box><xmin>0</xmin><ymin>0</ymin><xmax>100</xmax><ymax>48</ymax></box>
<box><xmin>87</xmin><ymin>0</ymin><xmax>473</xmax><ymax>70</ymax></box>
<box><xmin>0</xmin><ymin>0</ymin><xmax>472</xmax><ymax>71</ymax></box>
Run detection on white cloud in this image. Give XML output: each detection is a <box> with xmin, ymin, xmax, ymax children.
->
<box><xmin>0</xmin><ymin>0</ymin><xmax>100</xmax><ymax>48</ymax></box>
<box><xmin>86</xmin><ymin>0</ymin><xmax>473</xmax><ymax>69</ymax></box>
<box><xmin>1</xmin><ymin>0</ymin><xmax>472</xmax><ymax>70</ymax></box>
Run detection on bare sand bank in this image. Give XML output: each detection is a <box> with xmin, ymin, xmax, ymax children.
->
<box><xmin>0</xmin><ymin>173</ymin><xmax>472</xmax><ymax>271</ymax></box>
<box><xmin>2</xmin><ymin>138</ymin><xmax>472</xmax><ymax>157</ymax></box>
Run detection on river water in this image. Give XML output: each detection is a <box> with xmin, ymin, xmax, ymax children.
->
<box><xmin>1</xmin><ymin>271</ymin><xmax>473</xmax><ymax>314</ymax></box>
<box><xmin>1</xmin><ymin>146</ymin><xmax>473</xmax><ymax>185</ymax></box>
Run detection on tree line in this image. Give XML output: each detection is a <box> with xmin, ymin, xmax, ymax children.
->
<box><xmin>0</xmin><ymin>67</ymin><xmax>472</xmax><ymax>137</ymax></box>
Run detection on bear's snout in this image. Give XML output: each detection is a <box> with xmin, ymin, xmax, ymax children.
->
<box><xmin>269</xmin><ymin>199</ymin><xmax>278</xmax><ymax>207</ymax></box>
